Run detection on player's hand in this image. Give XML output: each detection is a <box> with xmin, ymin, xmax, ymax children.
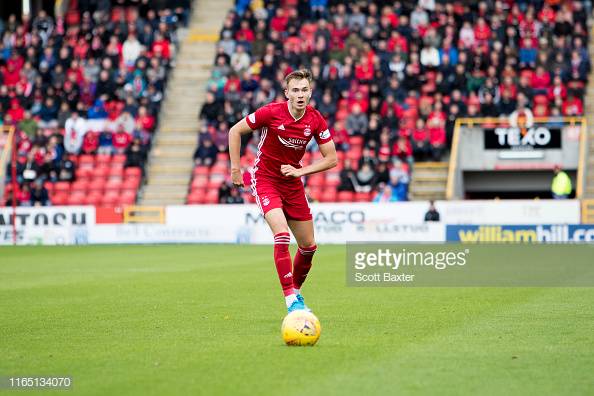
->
<box><xmin>231</xmin><ymin>168</ymin><xmax>244</xmax><ymax>187</ymax></box>
<box><xmin>280</xmin><ymin>165</ymin><xmax>303</xmax><ymax>178</ymax></box>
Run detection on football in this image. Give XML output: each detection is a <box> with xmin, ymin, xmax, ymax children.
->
<box><xmin>281</xmin><ymin>310</ymin><xmax>321</xmax><ymax>346</ymax></box>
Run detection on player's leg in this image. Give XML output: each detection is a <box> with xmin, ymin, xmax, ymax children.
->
<box><xmin>287</xmin><ymin>219</ymin><xmax>317</xmax><ymax>294</ymax></box>
<box><xmin>263</xmin><ymin>208</ymin><xmax>304</xmax><ymax>311</ymax></box>
<box><xmin>282</xmin><ymin>181</ymin><xmax>317</xmax><ymax>309</ymax></box>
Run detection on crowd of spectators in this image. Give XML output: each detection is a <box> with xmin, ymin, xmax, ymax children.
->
<box><xmin>2</xmin><ymin>1</ymin><xmax>189</xmax><ymax>206</ymax></box>
<box><xmin>195</xmin><ymin>0</ymin><xmax>591</xmax><ymax>203</ymax></box>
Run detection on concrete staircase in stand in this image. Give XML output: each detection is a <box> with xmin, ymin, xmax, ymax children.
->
<box><xmin>409</xmin><ymin>162</ymin><xmax>449</xmax><ymax>201</ymax></box>
<box><xmin>140</xmin><ymin>0</ymin><xmax>233</xmax><ymax>206</ymax></box>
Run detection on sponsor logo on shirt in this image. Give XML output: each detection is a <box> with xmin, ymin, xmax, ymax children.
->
<box><xmin>248</xmin><ymin>113</ymin><xmax>256</xmax><ymax>124</ymax></box>
<box><xmin>319</xmin><ymin>129</ymin><xmax>330</xmax><ymax>139</ymax></box>
<box><xmin>278</xmin><ymin>124</ymin><xmax>285</xmax><ymax>130</ymax></box>
<box><xmin>277</xmin><ymin>136</ymin><xmax>307</xmax><ymax>150</ymax></box>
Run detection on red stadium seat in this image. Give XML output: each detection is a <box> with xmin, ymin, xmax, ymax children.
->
<box><xmin>101</xmin><ymin>191</ymin><xmax>119</xmax><ymax>206</ymax></box>
<box><xmin>124</xmin><ymin>167</ymin><xmax>142</xmax><ymax>178</ymax></box>
<box><xmin>348</xmin><ymin>136</ymin><xmax>364</xmax><ymax>146</ymax></box>
<box><xmin>307</xmin><ymin>174</ymin><xmax>324</xmax><ymax>187</ymax></box>
<box><xmin>193</xmin><ymin>166</ymin><xmax>209</xmax><ymax>176</ymax></box>
<box><xmin>112</xmin><ymin>154</ymin><xmax>127</xmax><ymax>164</ymax></box>
<box><xmin>325</xmin><ymin>172</ymin><xmax>340</xmax><ymax>187</ymax></box>
<box><xmin>95</xmin><ymin>153</ymin><xmax>112</xmax><ymax>165</ymax></box>
<box><xmin>120</xmin><ymin>190</ymin><xmax>137</xmax><ymax>205</ymax></box>
<box><xmin>54</xmin><ymin>181</ymin><xmax>71</xmax><ymax>193</ymax></box>
<box><xmin>51</xmin><ymin>193</ymin><xmax>68</xmax><ymax>206</ymax></box>
<box><xmin>355</xmin><ymin>192</ymin><xmax>371</xmax><ymax>202</ymax></box>
<box><xmin>79</xmin><ymin>154</ymin><xmax>94</xmax><ymax>165</ymax></box>
<box><xmin>92</xmin><ymin>165</ymin><xmax>110</xmax><ymax>179</ymax></box>
<box><xmin>71</xmin><ymin>180</ymin><xmax>89</xmax><ymax>192</ymax></box>
<box><xmin>307</xmin><ymin>186</ymin><xmax>322</xmax><ymax>201</ymax></box>
<box><xmin>75</xmin><ymin>167</ymin><xmax>93</xmax><ymax>179</ymax></box>
<box><xmin>337</xmin><ymin>191</ymin><xmax>354</xmax><ymax>202</ymax></box>
<box><xmin>191</xmin><ymin>176</ymin><xmax>208</xmax><ymax>189</ymax></box>
<box><xmin>201</xmin><ymin>189</ymin><xmax>219</xmax><ymax>204</ymax></box>
<box><xmin>123</xmin><ymin>177</ymin><xmax>141</xmax><ymax>190</ymax></box>
<box><xmin>108</xmin><ymin>166</ymin><xmax>124</xmax><ymax>179</ymax></box>
<box><xmin>321</xmin><ymin>188</ymin><xmax>337</xmax><ymax>202</ymax></box>
<box><xmin>88</xmin><ymin>178</ymin><xmax>106</xmax><ymax>192</ymax></box>
<box><xmin>105</xmin><ymin>179</ymin><xmax>122</xmax><ymax>192</ymax></box>
<box><xmin>216</xmin><ymin>152</ymin><xmax>229</xmax><ymax>162</ymax></box>
<box><xmin>43</xmin><ymin>181</ymin><xmax>54</xmax><ymax>194</ymax></box>
<box><xmin>67</xmin><ymin>192</ymin><xmax>86</xmax><ymax>206</ymax></box>
<box><xmin>207</xmin><ymin>179</ymin><xmax>223</xmax><ymax>189</ymax></box>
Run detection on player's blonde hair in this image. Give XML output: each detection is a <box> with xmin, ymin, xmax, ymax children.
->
<box><xmin>284</xmin><ymin>69</ymin><xmax>313</xmax><ymax>88</ymax></box>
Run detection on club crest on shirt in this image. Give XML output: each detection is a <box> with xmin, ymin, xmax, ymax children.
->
<box><xmin>262</xmin><ymin>196</ymin><xmax>270</xmax><ymax>206</ymax></box>
<box><xmin>304</xmin><ymin>125</ymin><xmax>311</xmax><ymax>137</ymax></box>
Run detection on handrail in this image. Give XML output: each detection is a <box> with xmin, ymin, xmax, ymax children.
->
<box><xmin>0</xmin><ymin>126</ymin><xmax>16</xmax><ymax>183</ymax></box>
<box><xmin>445</xmin><ymin>118</ymin><xmax>462</xmax><ymax>200</ymax></box>
<box><xmin>576</xmin><ymin>119</ymin><xmax>588</xmax><ymax>199</ymax></box>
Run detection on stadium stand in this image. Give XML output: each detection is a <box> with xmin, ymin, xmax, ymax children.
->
<box><xmin>190</xmin><ymin>0</ymin><xmax>590</xmax><ymax>204</ymax></box>
<box><xmin>1</xmin><ymin>1</ymin><xmax>190</xmax><ymax>207</ymax></box>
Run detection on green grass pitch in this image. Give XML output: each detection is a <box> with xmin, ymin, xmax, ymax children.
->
<box><xmin>1</xmin><ymin>245</ymin><xmax>594</xmax><ymax>395</ymax></box>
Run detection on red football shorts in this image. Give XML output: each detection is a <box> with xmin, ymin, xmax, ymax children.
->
<box><xmin>250</xmin><ymin>174</ymin><xmax>312</xmax><ymax>221</ymax></box>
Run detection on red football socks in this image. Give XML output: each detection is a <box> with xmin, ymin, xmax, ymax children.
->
<box><xmin>273</xmin><ymin>232</ymin><xmax>294</xmax><ymax>297</ymax></box>
<box><xmin>293</xmin><ymin>244</ymin><xmax>317</xmax><ymax>290</ymax></box>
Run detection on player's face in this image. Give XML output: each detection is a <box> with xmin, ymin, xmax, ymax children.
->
<box><xmin>285</xmin><ymin>79</ymin><xmax>312</xmax><ymax>112</ymax></box>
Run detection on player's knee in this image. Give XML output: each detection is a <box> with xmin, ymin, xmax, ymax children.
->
<box><xmin>300</xmin><ymin>240</ymin><xmax>316</xmax><ymax>249</ymax></box>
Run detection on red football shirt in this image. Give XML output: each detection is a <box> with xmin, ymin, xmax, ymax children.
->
<box><xmin>245</xmin><ymin>101</ymin><xmax>332</xmax><ymax>180</ymax></box>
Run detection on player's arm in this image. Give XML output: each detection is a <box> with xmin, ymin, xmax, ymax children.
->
<box><xmin>229</xmin><ymin>118</ymin><xmax>253</xmax><ymax>187</ymax></box>
<box><xmin>281</xmin><ymin>141</ymin><xmax>338</xmax><ymax>178</ymax></box>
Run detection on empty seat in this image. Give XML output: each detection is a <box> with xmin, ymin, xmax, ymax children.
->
<box><xmin>123</xmin><ymin>167</ymin><xmax>142</xmax><ymax>178</ymax></box>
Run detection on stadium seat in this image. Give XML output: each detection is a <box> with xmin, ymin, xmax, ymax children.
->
<box><xmin>95</xmin><ymin>153</ymin><xmax>112</xmax><ymax>165</ymax></box>
<box><xmin>124</xmin><ymin>167</ymin><xmax>142</xmax><ymax>178</ymax></box>
<box><xmin>120</xmin><ymin>190</ymin><xmax>137</xmax><ymax>205</ymax></box>
<box><xmin>101</xmin><ymin>190</ymin><xmax>119</xmax><ymax>206</ymax></box>
<box><xmin>85</xmin><ymin>192</ymin><xmax>102</xmax><ymax>206</ymax></box>
<box><xmin>207</xmin><ymin>179</ymin><xmax>223</xmax><ymax>189</ymax></box>
<box><xmin>67</xmin><ymin>192</ymin><xmax>86</xmax><ymax>206</ymax></box>
<box><xmin>205</xmin><ymin>189</ymin><xmax>219</xmax><ymax>202</ymax></box>
<box><xmin>71</xmin><ymin>180</ymin><xmax>89</xmax><ymax>192</ymax></box>
<box><xmin>54</xmin><ymin>181</ymin><xmax>71</xmax><ymax>193</ymax></box>
<box><xmin>43</xmin><ymin>181</ymin><xmax>54</xmax><ymax>194</ymax></box>
<box><xmin>321</xmin><ymin>188</ymin><xmax>337</xmax><ymax>202</ymax></box>
<box><xmin>79</xmin><ymin>154</ymin><xmax>94</xmax><ymax>166</ymax></box>
<box><xmin>308</xmin><ymin>186</ymin><xmax>322</xmax><ymax>201</ymax></box>
<box><xmin>191</xmin><ymin>176</ymin><xmax>208</xmax><ymax>189</ymax></box>
<box><xmin>307</xmin><ymin>174</ymin><xmax>324</xmax><ymax>187</ymax></box>
<box><xmin>88</xmin><ymin>178</ymin><xmax>106</xmax><ymax>192</ymax></box>
<box><xmin>193</xmin><ymin>166</ymin><xmax>209</xmax><ymax>176</ymax></box>
<box><xmin>92</xmin><ymin>165</ymin><xmax>110</xmax><ymax>179</ymax></box>
<box><xmin>337</xmin><ymin>191</ymin><xmax>354</xmax><ymax>202</ymax></box>
<box><xmin>112</xmin><ymin>154</ymin><xmax>127</xmax><ymax>165</ymax></box>
<box><xmin>123</xmin><ymin>177</ymin><xmax>141</xmax><ymax>190</ymax></box>
<box><xmin>355</xmin><ymin>192</ymin><xmax>371</xmax><ymax>202</ymax></box>
<box><xmin>105</xmin><ymin>179</ymin><xmax>122</xmax><ymax>192</ymax></box>
<box><xmin>51</xmin><ymin>193</ymin><xmax>68</xmax><ymax>206</ymax></box>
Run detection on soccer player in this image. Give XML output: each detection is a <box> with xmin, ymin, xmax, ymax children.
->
<box><xmin>228</xmin><ymin>69</ymin><xmax>337</xmax><ymax>313</ymax></box>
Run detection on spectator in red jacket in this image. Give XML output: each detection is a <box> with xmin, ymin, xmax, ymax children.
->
<box><xmin>7</xmin><ymin>99</ymin><xmax>25</xmax><ymax>123</ymax></box>
<box><xmin>136</xmin><ymin>106</ymin><xmax>155</xmax><ymax>133</ymax></box>
<box><xmin>548</xmin><ymin>76</ymin><xmax>567</xmax><ymax>101</ymax></box>
<box><xmin>392</xmin><ymin>136</ymin><xmax>413</xmax><ymax>166</ymax></box>
<box><xmin>562</xmin><ymin>94</ymin><xmax>583</xmax><ymax>116</ymax></box>
<box><xmin>412</xmin><ymin>118</ymin><xmax>430</xmax><ymax>161</ymax></box>
<box><xmin>531</xmin><ymin>66</ymin><xmax>551</xmax><ymax>95</ymax></box>
<box><xmin>152</xmin><ymin>32</ymin><xmax>171</xmax><ymax>59</ymax></box>
<box><xmin>3</xmin><ymin>63</ymin><xmax>20</xmax><ymax>87</ymax></box>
